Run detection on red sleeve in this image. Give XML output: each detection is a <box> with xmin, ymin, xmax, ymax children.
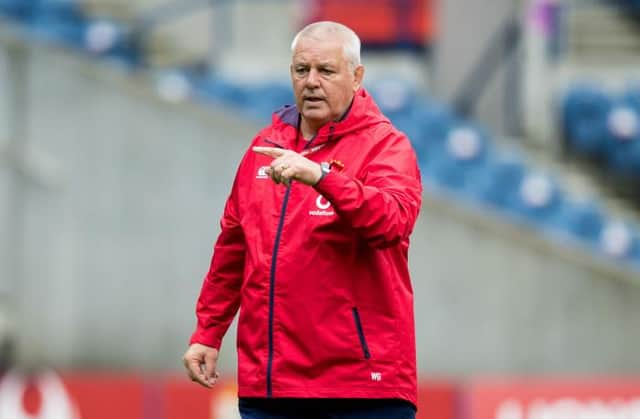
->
<box><xmin>189</xmin><ymin>157</ymin><xmax>247</xmax><ymax>349</ymax></box>
<box><xmin>314</xmin><ymin>129</ymin><xmax>422</xmax><ymax>249</ymax></box>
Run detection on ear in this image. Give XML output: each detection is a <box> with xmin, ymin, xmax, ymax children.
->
<box><xmin>353</xmin><ymin>65</ymin><xmax>365</xmax><ymax>92</ymax></box>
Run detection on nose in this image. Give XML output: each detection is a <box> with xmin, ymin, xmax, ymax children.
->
<box><xmin>305</xmin><ymin>68</ymin><xmax>320</xmax><ymax>88</ymax></box>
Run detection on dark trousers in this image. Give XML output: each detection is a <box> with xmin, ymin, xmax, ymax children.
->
<box><xmin>238</xmin><ymin>398</ymin><xmax>416</xmax><ymax>419</ymax></box>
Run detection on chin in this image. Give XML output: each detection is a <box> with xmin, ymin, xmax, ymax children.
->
<box><xmin>302</xmin><ymin>110</ymin><xmax>330</xmax><ymax>124</ymax></box>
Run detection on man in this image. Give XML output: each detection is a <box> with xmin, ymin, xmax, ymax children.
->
<box><xmin>183</xmin><ymin>21</ymin><xmax>422</xmax><ymax>419</ymax></box>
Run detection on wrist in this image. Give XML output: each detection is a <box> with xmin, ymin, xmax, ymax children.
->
<box><xmin>314</xmin><ymin>162</ymin><xmax>331</xmax><ymax>185</ymax></box>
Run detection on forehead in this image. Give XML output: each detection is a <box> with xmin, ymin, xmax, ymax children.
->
<box><xmin>292</xmin><ymin>36</ymin><xmax>346</xmax><ymax>65</ymax></box>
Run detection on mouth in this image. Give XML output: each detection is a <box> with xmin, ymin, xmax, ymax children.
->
<box><xmin>304</xmin><ymin>96</ymin><xmax>325</xmax><ymax>103</ymax></box>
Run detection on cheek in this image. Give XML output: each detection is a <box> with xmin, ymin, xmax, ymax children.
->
<box><xmin>329</xmin><ymin>87</ymin><xmax>350</xmax><ymax>108</ymax></box>
<box><xmin>292</xmin><ymin>84</ymin><xmax>304</xmax><ymax>104</ymax></box>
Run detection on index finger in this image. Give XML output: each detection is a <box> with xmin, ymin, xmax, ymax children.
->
<box><xmin>252</xmin><ymin>146</ymin><xmax>285</xmax><ymax>158</ymax></box>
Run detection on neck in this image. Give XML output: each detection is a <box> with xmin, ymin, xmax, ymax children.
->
<box><xmin>299</xmin><ymin>100</ymin><xmax>354</xmax><ymax>140</ymax></box>
<box><xmin>300</xmin><ymin>118</ymin><xmax>320</xmax><ymax>140</ymax></box>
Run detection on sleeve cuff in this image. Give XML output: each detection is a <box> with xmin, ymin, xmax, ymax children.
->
<box><xmin>189</xmin><ymin>328</ymin><xmax>222</xmax><ymax>350</ymax></box>
<box><xmin>312</xmin><ymin>170</ymin><xmax>344</xmax><ymax>199</ymax></box>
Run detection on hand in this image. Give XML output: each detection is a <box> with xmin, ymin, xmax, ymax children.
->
<box><xmin>182</xmin><ymin>343</ymin><xmax>220</xmax><ymax>388</ymax></box>
<box><xmin>253</xmin><ymin>146</ymin><xmax>323</xmax><ymax>186</ymax></box>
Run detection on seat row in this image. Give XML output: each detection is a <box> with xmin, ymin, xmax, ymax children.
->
<box><xmin>182</xmin><ymin>74</ymin><xmax>640</xmax><ymax>271</ymax></box>
<box><xmin>562</xmin><ymin>82</ymin><xmax>640</xmax><ymax>177</ymax></box>
<box><xmin>0</xmin><ymin>0</ymin><xmax>140</xmax><ymax>65</ymax></box>
<box><xmin>3</xmin><ymin>7</ymin><xmax>638</xmax><ymax>273</ymax></box>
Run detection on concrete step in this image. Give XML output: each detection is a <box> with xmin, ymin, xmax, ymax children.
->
<box><xmin>567</xmin><ymin>4</ymin><xmax>640</xmax><ymax>59</ymax></box>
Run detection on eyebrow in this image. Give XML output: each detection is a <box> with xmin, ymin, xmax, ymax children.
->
<box><xmin>293</xmin><ymin>61</ymin><xmax>337</xmax><ymax>67</ymax></box>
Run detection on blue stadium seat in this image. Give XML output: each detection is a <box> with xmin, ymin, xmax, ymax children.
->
<box><xmin>605</xmin><ymin>104</ymin><xmax>639</xmax><ymax>143</ymax></box>
<box><xmin>629</xmin><ymin>229</ymin><xmax>640</xmax><ymax>270</ymax></box>
<box><xmin>192</xmin><ymin>77</ymin><xmax>250</xmax><ymax>108</ymax></box>
<box><xmin>548</xmin><ymin>200</ymin><xmax>605</xmax><ymax>244</ymax></box>
<box><xmin>27</xmin><ymin>0</ymin><xmax>87</xmax><ymax>47</ymax></box>
<box><xmin>601</xmin><ymin>104</ymin><xmax>640</xmax><ymax>175</ymax></box>
<box><xmin>605</xmin><ymin>137</ymin><xmax>640</xmax><ymax>176</ymax></box>
<box><xmin>0</xmin><ymin>0</ymin><xmax>35</xmax><ymax>20</ymax></box>
<box><xmin>562</xmin><ymin>83</ymin><xmax>612</xmax><ymax>156</ymax></box>
<box><xmin>504</xmin><ymin>172</ymin><xmax>564</xmax><ymax>225</ymax></box>
<box><xmin>598</xmin><ymin>221</ymin><xmax>640</xmax><ymax>262</ymax></box>
<box><xmin>83</xmin><ymin>20</ymin><xmax>139</xmax><ymax>65</ymax></box>
<box><xmin>464</xmin><ymin>156</ymin><xmax>526</xmax><ymax>209</ymax></box>
<box><xmin>421</xmin><ymin>123</ymin><xmax>490</xmax><ymax>190</ymax></box>
<box><xmin>408</xmin><ymin>101</ymin><xmax>459</xmax><ymax>167</ymax></box>
<box><xmin>368</xmin><ymin>78</ymin><xmax>417</xmax><ymax>119</ymax></box>
<box><xmin>622</xmin><ymin>82</ymin><xmax>640</xmax><ymax>114</ymax></box>
<box><xmin>243</xmin><ymin>82</ymin><xmax>294</xmax><ymax>123</ymax></box>
<box><xmin>391</xmin><ymin>114</ymin><xmax>424</xmax><ymax>157</ymax></box>
<box><xmin>413</xmin><ymin>100</ymin><xmax>458</xmax><ymax>149</ymax></box>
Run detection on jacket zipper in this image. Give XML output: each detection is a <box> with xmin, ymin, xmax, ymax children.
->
<box><xmin>352</xmin><ymin>307</ymin><xmax>371</xmax><ymax>359</ymax></box>
<box><xmin>264</xmin><ymin>128</ymin><xmax>329</xmax><ymax>397</ymax></box>
<box><xmin>266</xmin><ymin>184</ymin><xmax>291</xmax><ymax>397</ymax></box>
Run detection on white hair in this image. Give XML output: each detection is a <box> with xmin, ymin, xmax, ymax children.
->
<box><xmin>291</xmin><ymin>21</ymin><xmax>361</xmax><ymax>70</ymax></box>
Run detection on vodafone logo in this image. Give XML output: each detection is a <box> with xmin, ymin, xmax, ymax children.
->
<box><xmin>0</xmin><ymin>370</ymin><xmax>79</xmax><ymax>419</ymax></box>
<box><xmin>315</xmin><ymin>196</ymin><xmax>331</xmax><ymax>210</ymax></box>
<box><xmin>310</xmin><ymin>195</ymin><xmax>334</xmax><ymax>216</ymax></box>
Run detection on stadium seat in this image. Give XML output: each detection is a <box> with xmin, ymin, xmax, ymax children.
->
<box><xmin>26</xmin><ymin>0</ymin><xmax>87</xmax><ymax>47</ymax></box>
<box><xmin>622</xmin><ymin>82</ymin><xmax>640</xmax><ymax>114</ymax></box>
<box><xmin>600</xmin><ymin>103</ymin><xmax>640</xmax><ymax>175</ymax></box>
<box><xmin>465</xmin><ymin>156</ymin><xmax>526</xmax><ymax>209</ymax></box>
<box><xmin>598</xmin><ymin>221</ymin><xmax>640</xmax><ymax>262</ymax></box>
<box><xmin>243</xmin><ymin>82</ymin><xmax>294</xmax><ymax>123</ymax></box>
<box><xmin>421</xmin><ymin>123</ymin><xmax>490</xmax><ymax>190</ymax></box>
<box><xmin>411</xmin><ymin>101</ymin><xmax>458</xmax><ymax>163</ymax></box>
<box><xmin>505</xmin><ymin>172</ymin><xmax>564</xmax><ymax>225</ymax></box>
<box><xmin>606</xmin><ymin>104</ymin><xmax>639</xmax><ymax>143</ymax></box>
<box><xmin>548</xmin><ymin>200</ymin><xmax>605</xmax><ymax>244</ymax></box>
<box><xmin>368</xmin><ymin>78</ymin><xmax>417</xmax><ymax>119</ymax></box>
<box><xmin>0</xmin><ymin>0</ymin><xmax>34</xmax><ymax>20</ymax></box>
<box><xmin>391</xmin><ymin>113</ymin><xmax>424</xmax><ymax>156</ymax></box>
<box><xmin>562</xmin><ymin>83</ymin><xmax>612</xmax><ymax>156</ymax></box>
<box><xmin>192</xmin><ymin>77</ymin><xmax>250</xmax><ymax>108</ymax></box>
<box><xmin>83</xmin><ymin>19</ymin><xmax>140</xmax><ymax>65</ymax></box>
<box><xmin>605</xmin><ymin>137</ymin><xmax>640</xmax><ymax>176</ymax></box>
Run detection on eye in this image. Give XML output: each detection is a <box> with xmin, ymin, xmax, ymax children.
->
<box><xmin>320</xmin><ymin>68</ymin><xmax>334</xmax><ymax>75</ymax></box>
<box><xmin>295</xmin><ymin>66</ymin><xmax>308</xmax><ymax>76</ymax></box>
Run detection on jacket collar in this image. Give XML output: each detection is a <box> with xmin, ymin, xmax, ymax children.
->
<box><xmin>266</xmin><ymin>88</ymin><xmax>389</xmax><ymax>149</ymax></box>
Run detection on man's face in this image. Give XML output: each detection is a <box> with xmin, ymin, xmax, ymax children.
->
<box><xmin>290</xmin><ymin>36</ymin><xmax>363</xmax><ymax>132</ymax></box>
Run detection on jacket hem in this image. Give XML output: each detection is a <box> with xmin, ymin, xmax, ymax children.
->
<box><xmin>237</xmin><ymin>385</ymin><xmax>417</xmax><ymax>408</ymax></box>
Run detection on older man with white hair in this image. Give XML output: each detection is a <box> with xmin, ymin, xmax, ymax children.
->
<box><xmin>183</xmin><ymin>21</ymin><xmax>422</xmax><ymax>419</ymax></box>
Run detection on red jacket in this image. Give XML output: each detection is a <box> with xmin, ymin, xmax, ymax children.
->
<box><xmin>191</xmin><ymin>88</ymin><xmax>422</xmax><ymax>406</ymax></box>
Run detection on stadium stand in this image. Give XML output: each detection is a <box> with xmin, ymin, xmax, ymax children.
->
<box><xmin>2</xmin><ymin>0</ymin><xmax>638</xmax><ymax>274</ymax></box>
<box><xmin>562</xmin><ymin>82</ymin><xmax>640</xmax><ymax>178</ymax></box>
<box><xmin>181</xmin><ymin>72</ymin><xmax>640</xmax><ymax>272</ymax></box>
<box><xmin>0</xmin><ymin>0</ymin><xmax>141</xmax><ymax>65</ymax></box>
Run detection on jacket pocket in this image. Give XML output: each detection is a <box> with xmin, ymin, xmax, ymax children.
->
<box><xmin>351</xmin><ymin>307</ymin><xmax>371</xmax><ymax>360</ymax></box>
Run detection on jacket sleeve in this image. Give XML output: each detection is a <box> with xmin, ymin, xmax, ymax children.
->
<box><xmin>189</xmin><ymin>162</ymin><xmax>246</xmax><ymax>349</ymax></box>
<box><xmin>313</xmin><ymin>128</ymin><xmax>422</xmax><ymax>249</ymax></box>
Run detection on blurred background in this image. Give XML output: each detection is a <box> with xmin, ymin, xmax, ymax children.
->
<box><xmin>1</xmin><ymin>0</ymin><xmax>640</xmax><ymax>417</ymax></box>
